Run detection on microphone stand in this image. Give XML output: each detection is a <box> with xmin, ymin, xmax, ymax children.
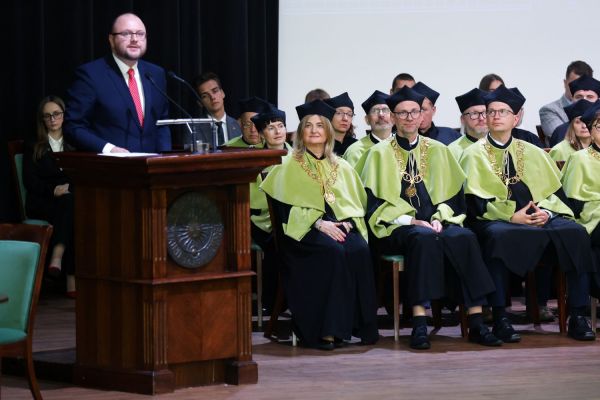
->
<box><xmin>168</xmin><ymin>71</ymin><xmax>219</xmax><ymax>151</ymax></box>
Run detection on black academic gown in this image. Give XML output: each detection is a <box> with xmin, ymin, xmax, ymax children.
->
<box><xmin>366</xmin><ymin>136</ymin><xmax>495</xmax><ymax>307</ymax></box>
<box><xmin>512</xmin><ymin>127</ymin><xmax>544</xmax><ymax>148</ymax></box>
<box><xmin>549</xmin><ymin>122</ymin><xmax>569</xmax><ymax>147</ymax></box>
<box><xmin>270</xmin><ymin>155</ymin><xmax>378</xmax><ymax>347</ymax></box>
<box><xmin>420</xmin><ymin>123</ymin><xmax>461</xmax><ymax>145</ymax></box>
<box><xmin>333</xmin><ymin>134</ymin><xmax>357</xmax><ymax>156</ymax></box>
<box><xmin>466</xmin><ymin>136</ymin><xmax>593</xmax><ymax>308</ymax></box>
<box><xmin>567</xmin><ymin>143</ymin><xmax>600</xmax><ymax>298</ymax></box>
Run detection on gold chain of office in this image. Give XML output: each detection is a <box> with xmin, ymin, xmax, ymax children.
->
<box><xmin>484</xmin><ymin>140</ymin><xmax>525</xmax><ymax>197</ymax></box>
<box><xmin>298</xmin><ymin>157</ymin><xmax>338</xmax><ymax>204</ymax></box>
<box><xmin>588</xmin><ymin>146</ymin><xmax>600</xmax><ymax>162</ymax></box>
<box><xmin>391</xmin><ymin>138</ymin><xmax>430</xmax><ymax>198</ymax></box>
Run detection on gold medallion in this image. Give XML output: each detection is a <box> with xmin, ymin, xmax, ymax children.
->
<box><xmin>405</xmin><ymin>185</ymin><xmax>417</xmax><ymax>198</ymax></box>
<box><xmin>324</xmin><ymin>191</ymin><xmax>336</xmax><ymax>204</ymax></box>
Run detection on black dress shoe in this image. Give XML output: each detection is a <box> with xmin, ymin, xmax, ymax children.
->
<box><xmin>468</xmin><ymin>323</ymin><xmax>503</xmax><ymax>347</ymax></box>
<box><xmin>316</xmin><ymin>339</ymin><xmax>335</xmax><ymax>351</ymax></box>
<box><xmin>333</xmin><ymin>337</ymin><xmax>347</xmax><ymax>348</ymax></box>
<box><xmin>492</xmin><ymin>317</ymin><xmax>521</xmax><ymax>343</ymax></box>
<box><xmin>410</xmin><ymin>325</ymin><xmax>430</xmax><ymax>350</ymax></box>
<box><xmin>568</xmin><ymin>315</ymin><xmax>596</xmax><ymax>341</ymax></box>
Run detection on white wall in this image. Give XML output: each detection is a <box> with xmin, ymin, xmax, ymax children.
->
<box><xmin>278</xmin><ymin>0</ymin><xmax>600</xmax><ymax>137</ymax></box>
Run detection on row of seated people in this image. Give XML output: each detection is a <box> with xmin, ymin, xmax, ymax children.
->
<box><xmin>237</xmin><ymin>85</ymin><xmax>600</xmax><ymax>351</ymax></box>
<box><xmin>234</xmin><ymin>73</ymin><xmax>600</xmax><ymax>325</ymax></box>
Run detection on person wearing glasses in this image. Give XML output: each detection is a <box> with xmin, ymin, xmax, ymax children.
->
<box><xmin>449</xmin><ymin>88</ymin><xmax>488</xmax><ymax>160</ymax></box>
<box><xmin>225</xmin><ymin>97</ymin><xmax>270</xmax><ymax>148</ymax></box>
<box><xmin>261</xmin><ymin>100</ymin><xmax>378</xmax><ymax>350</ymax></box>
<box><xmin>549</xmin><ymin>75</ymin><xmax>600</xmax><ymax>147</ymax></box>
<box><xmin>549</xmin><ymin>99</ymin><xmax>596</xmax><ymax>163</ymax></box>
<box><xmin>23</xmin><ymin>96</ymin><xmax>76</xmax><ymax>297</ymax></box>
<box><xmin>343</xmin><ymin>90</ymin><xmax>393</xmax><ymax>169</ymax></box>
<box><xmin>410</xmin><ymin>82</ymin><xmax>461</xmax><ymax>145</ymax></box>
<box><xmin>460</xmin><ymin>85</ymin><xmax>595</xmax><ymax>342</ymax></box>
<box><xmin>64</xmin><ymin>13</ymin><xmax>171</xmax><ymax>153</ymax></box>
<box><xmin>248</xmin><ymin>104</ymin><xmax>291</xmax><ymax>313</ymax></box>
<box><xmin>324</xmin><ymin>92</ymin><xmax>358</xmax><ymax>155</ymax></box>
<box><xmin>561</xmin><ymin>102</ymin><xmax>600</xmax><ymax>300</ymax></box>
<box><xmin>360</xmin><ymin>86</ymin><xmax>500</xmax><ymax>350</ymax></box>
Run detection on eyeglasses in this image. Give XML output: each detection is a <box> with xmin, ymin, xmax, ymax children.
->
<box><xmin>111</xmin><ymin>31</ymin><xmax>146</xmax><ymax>40</ymax></box>
<box><xmin>369</xmin><ymin>107</ymin><xmax>391</xmax><ymax>115</ymax></box>
<box><xmin>393</xmin><ymin>109</ymin><xmax>422</xmax><ymax>120</ymax></box>
<box><xmin>486</xmin><ymin>109</ymin><xmax>514</xmax><ymax>118</ymax></box>
<box><xmin>241</xmin><ymin>122</ymin><xmax>254</xmax><ymax>129</ymax></box>
<box><xmin>463</xmin><ymin>111</ymin><xmax>487</xmax><ymax>120</ymax></box>
<box><xmin>592</xmin><ymin>123</ymin><xmax>600</xmax><ymax>130</ymax></box>
<box><xmin>42</xmin><ymin>111</ymin><xmax>64</xmax><ymax>121</ymax></box>
<box><xmin>334</xmin><ymin>111</ymin><xmax>354</xmax><ymax>118</ymax></box>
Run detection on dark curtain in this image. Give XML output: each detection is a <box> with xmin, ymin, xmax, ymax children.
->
<box><xmin>0</xmin><ymin>0</ymin><xmax>279</xmax><ymax>222</ymax></box>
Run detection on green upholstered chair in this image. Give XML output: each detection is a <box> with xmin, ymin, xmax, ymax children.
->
<box><xmin>7</xmin><ymin>140</ymin><xmax>49</xmax><ymax>226</ymax></box>
<box><xmin>0</xmin><ymin>223</ymin><xmax>53</xmax><ymax>400</ymax></box>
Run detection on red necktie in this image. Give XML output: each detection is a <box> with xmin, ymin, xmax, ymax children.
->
<box><xmin>128</xmin><ymin>68</ymin><xmax>144</xmax><ymax>126</ymax></box>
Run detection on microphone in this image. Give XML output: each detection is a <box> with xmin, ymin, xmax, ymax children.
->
<box><xmin>144</xmin><ymin>71</ymin><xmax>193</xmax><ymax>119</ymax></box>
<box><xmin>168</xmin><ymin>71</ymin><xmax>203</xmax><ymax>103</ymax></box>
<box><xmin>146</xmin><ymin>71</ymin><xmax>202</xmax><ymax>151</ymax></box>
<box><xmin>168</xmin><ymin>71</ymin><xmax>220</xmax><ymax>149</ymax></box>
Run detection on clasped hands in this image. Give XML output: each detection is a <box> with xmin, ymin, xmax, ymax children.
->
<box><xmin>53</xmin><ymin>183</ymin><xmax>70</xmax><ymax>197</ymax></box>
<box><xmin>510</xmin><ymin>201</ymin><xmax>549</xmax><ymax>227</ymax></box>
<box><xmin>316</xmin><ymin>220</ymin><xmax>353</xmax><ymax>242</ymax></box>
<box><xmin>411</xmin><ymin>218</ymin><xmax>443</xmax><ymax>233</ymax></box>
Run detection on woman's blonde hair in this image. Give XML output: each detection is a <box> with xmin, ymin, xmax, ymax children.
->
<box><xmin>293</xmin><ymin>114</ymin><xmax>337</xmax><ymax>164</ymax></box>
<box><xmin>564</xmin><ymin>117</ymin><xmax>588</xmax><ymax>151</ymax></box>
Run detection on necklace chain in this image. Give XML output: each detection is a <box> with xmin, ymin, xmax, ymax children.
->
<box><xmin>391</xmin><ymin>138</ymin><xmax>430</xmax><ymax>204</ymax></box>
<box><xmin>298</xmin><ymin>155</ymin><xmax>338</xmax><ymax>204</ymax></box>
<box><xmin>588</xmin><ymin>146</ymin><xmax>600</xmax><ymax>162</ymax></box>
<box><xmin>484</xmin><ymin>140</ymin><xmax>525</xmax><ymax>197</ymax></box>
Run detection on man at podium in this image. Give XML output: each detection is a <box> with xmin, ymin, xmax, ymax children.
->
<box><xmin>64</xmin><ymin>13</ymin><xmax>171</xmax><ymax>153</ymax></box>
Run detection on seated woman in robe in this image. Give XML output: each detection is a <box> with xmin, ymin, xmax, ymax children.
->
<box><xmin>248</xmin><ymin>104</ymin><xmax>291</xmax><ymax>312</ymax></box>
<box><xmin>460</xmin><ymin>85</ymin><xmax>595</xmax><ymax>342</ymax></box>
<box><xmin>260</xmin><ymin>100</ymin><xmax>378</xmax><ymax>350</ymax></box>
<box><xmin>23</xmin><ymin>95</ymin><xmax>76</xmax><ymax>297</ymax></box>
<box><xmin>549</xmin><ymin>99</ymin><xmax>595</xmax><ymax>163</ymax></box>
<box><xmin>561</xmin><ymin>102</ymin><xmax>600</xmax><ymax>299</ymax></box>
<box><xmin>325</xmin><ymin>92</ymin><xmax>357</xmax><ymax>155</ymax></box>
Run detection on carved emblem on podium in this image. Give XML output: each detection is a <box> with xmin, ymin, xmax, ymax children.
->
<box><xmin>167</xmin><ymin>192</ymin><xmax>224</xmax><ymax>268</ymax></box>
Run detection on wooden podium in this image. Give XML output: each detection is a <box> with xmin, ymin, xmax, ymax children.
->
<box><xmin>56</xmin><ymin>149</ymin><xmax>284</xmax><ymax>394</ymax></box>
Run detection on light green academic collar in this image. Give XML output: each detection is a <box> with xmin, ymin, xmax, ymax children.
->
<box><xmin>362</xmin><ymin>136</ymin><xmax>465</xmax><ymax>206</ymax></box>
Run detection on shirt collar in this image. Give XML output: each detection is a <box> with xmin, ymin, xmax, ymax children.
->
<box><xmin>112</xmin><ymin>53</ymin><xmax>138</xmax><ymax>77</ymax></box>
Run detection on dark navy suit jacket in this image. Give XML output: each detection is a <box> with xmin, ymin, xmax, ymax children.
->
<box><xmin>64</xmin><ymin>55</ymin><xmax>171</xmax><ymax>152</ymax></box>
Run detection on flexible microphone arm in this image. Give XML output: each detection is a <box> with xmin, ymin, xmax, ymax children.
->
<box><xmin>145</xmin><ymin>71</ymin><xmax>199</xmax><ymax>151</ymax></box>
<box><xmin>145</xmin><ymin>72</ymin><xmax>193</xmax><ymax>119</ymax></box>
<box><xmin>167</xmin><ymin>71</ymin><xmax>219</xmax><ymax>149</ymax></box>
<box><xmin>168</xmin><ymin>71</ymin><xmax>203</xmax><ymax>103</ymax></box>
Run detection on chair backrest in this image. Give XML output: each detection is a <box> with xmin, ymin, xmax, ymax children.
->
<box><xmin>536</xmin><ymin>125</ymin><xmax>549</xmax><ymax>148</ymax></box>
<box><xmin>0</xmin><ymin>224</ymin><xmax>52</xmax><ymax>335</ymax></box>
<box><xmin>7</xmin><ymin>140</ymin><xmax>27</xmax><ymax>221</ymax></box>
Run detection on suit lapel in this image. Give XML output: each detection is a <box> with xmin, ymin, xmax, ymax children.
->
<box><xmin>104</xmin><ymin>55</ymin><xmax>142</xmax><ymax>130</ymax></box>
